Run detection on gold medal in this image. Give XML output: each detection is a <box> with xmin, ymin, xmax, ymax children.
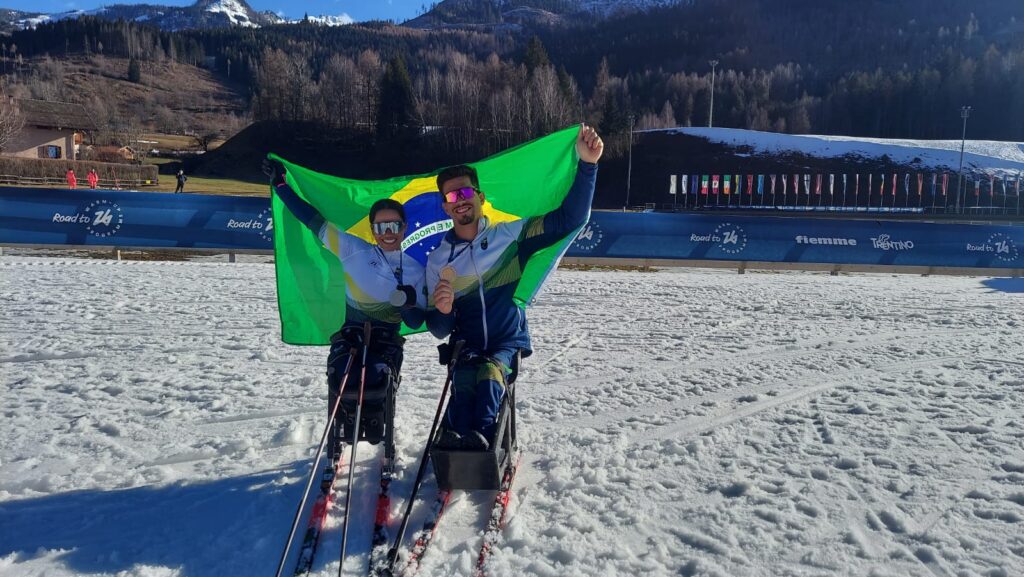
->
<box><xmin>440</xmin><ymin>266</ymin><xmax>456</xmax><ymax>283</ymax></box>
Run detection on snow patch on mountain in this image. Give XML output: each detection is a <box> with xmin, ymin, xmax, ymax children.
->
<box><xmin>574</xmin><ymin>0</ymin><xmax>688</xmax><ymax>17</ymax></box>
<box><xmin>202</xmin><ymin>0</ymin><xmax>256</xmax><ymax>27</ymax></box>
<box><xmin>15</xmin><ymin>14</ymin><xmax>50</xmax><ymax>27</ymax></box>
<box><xmin>15</xmin><ymin>8</ymin><xmax>106</xmax><ymax>29</ymax></box>
<box><xmin>301</xmin><ymin>14</ymin><xmax>354</xmax><ymax>26</ymax></box>
<box><xmin>5</xmin><ymin>1</ymin><xmax>350</xmax><ymax>31</ymax></box>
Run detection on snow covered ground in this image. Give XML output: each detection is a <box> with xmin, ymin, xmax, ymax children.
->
<box><xmin>658</xmin><ymin>127</ymin><xmax>1024</xmax><ymax>178</ymax></box>
<box><xmin>1</xmin><ymin>256</ymin><xmax>1023</xmax><ymax>577</ymax></box>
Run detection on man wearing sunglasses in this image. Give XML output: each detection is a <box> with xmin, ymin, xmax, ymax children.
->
<box><xmin>266</xmin><ymin>160</ymin><xmax>425</xmax><ymax>460</ymax></box>
<box><xmin>425</xmin><ymin>124</ymin><xmax>604</xmax><ymax>450</ymax></box>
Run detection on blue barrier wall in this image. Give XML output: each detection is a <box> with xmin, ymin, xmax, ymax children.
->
<box><xmin>0</xmin><ymin>187</ymin><xmax>273</xmax><ymax>249</ymax></box>
<box><xmin>2</xmin><ymin>187</ymin><xmax>1021</xmax><ymax>268</ymax></box>
<box><xmin>566</xmin><ymin>212</ymin><xmax>1023</xmax><ymax>269</ymax></box>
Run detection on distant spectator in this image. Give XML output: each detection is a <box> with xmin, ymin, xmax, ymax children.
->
<box><xmin>87</xmin><ymin>169</ymin><xmax>99</xmax><ymax>189</ymax></box>
<box><xmin>66</xmin><ymin>169</ymin><xmax>77</xmax><ymax>190</ymax></box>
<box><xmin>175</xmin><ymin>170</ymin><xmax>187</xmax><ymax>194</ymax></box>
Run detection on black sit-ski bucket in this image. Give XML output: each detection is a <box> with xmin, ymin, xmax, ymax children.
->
<box><xmin>430</xmin><ymin>358</ymin><xmax>519</xmax><ymax>491</ymax></box>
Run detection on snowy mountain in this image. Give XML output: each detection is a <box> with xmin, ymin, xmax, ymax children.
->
<box><xmin>0</xmin><ymin>0</ymin><xmax>354</xmax><ymax>32</ymax></box>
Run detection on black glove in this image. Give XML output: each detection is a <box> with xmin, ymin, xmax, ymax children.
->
<box><xmin>261</xmin><ymin>158</ymin><xmax>286</xmax><ymax>185</ymax></box>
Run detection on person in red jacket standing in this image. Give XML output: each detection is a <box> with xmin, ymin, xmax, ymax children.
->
<box><xmin>87</xmin><ymin>169</ymin><xmax>99</xmax><ymax>189</ymax></box>
<box><xmin>66</xmin><ymin>169</ymin><xmax>77</xmax><ymax>189</ymax></box>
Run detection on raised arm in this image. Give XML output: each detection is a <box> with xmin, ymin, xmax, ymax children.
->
<box><xmin>518</xmin><ymin>125</ymin><xmax>602</xmax><ymax>258</ymax></box>
<box><xmin>272</xmin><ymin>174</ymin><xmax>325</xmax><ymax>234</ymax></box>
<box><xmin>267</xmin><ymin>159</ymin><xmax>367</xmax><ymax>259</ymax></box>
<box><xmin>519</xmin><ymin>160</ymin><xmax>598</xmax><ymax>258</ymax></box>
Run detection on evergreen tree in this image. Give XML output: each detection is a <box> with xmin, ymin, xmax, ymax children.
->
<box><xmin>376</xmin><ymin>54</ymin><xmax>416</xmax><ymax>139</ymax></box>
<box><xmin>524</xmin><ymin>35</ymin><xmax>550</xmax><ymax>72</ymax></box>
<box><xmin>127</xmin><ymin>58</ymin><xmax>141</xmax><ymax>83</ymax></box>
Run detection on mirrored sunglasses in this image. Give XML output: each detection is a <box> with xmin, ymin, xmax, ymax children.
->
<box><xmin>443</xmin><ymin>186</ymin><xmax>479</xmax><ymax>204</ymax></box>
<box><xmin>371</xmin><ymin>220</ymin><xmax>404</xmax><ymax>235</ymax></box>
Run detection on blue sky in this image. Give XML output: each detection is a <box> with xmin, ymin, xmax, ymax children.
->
<box><xmin>5</xmin><ymin>0</ymin><xmax>427</xmax><ymax>22</ymax></box>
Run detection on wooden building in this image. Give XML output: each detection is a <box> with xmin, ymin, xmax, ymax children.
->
<box><xmin>4</xmin><ymin>99</ymin><xmax>97</xmax><ymax>160</ymax></box>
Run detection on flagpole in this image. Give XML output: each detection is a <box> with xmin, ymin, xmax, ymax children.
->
<box><xmin>625</xmin><ymin>114</ymin><xmax>634</xmax><ymax>210</ymax></box>
<box><xmin>956</xmin><ymin>105</ymin><xmax>971</xmax><ymax>216</ymax></box>
<box><xmin>873</xmin><ymin>175</ymin><xmax>878</xmax><ymax>212</ymax></box>
<box><xmin>931</xmin><ymin>174</ymin><xmax>937</xmax><ymax>211</ymax></box>
<box><xmin>708</xmin><ymin>60</ymin><xmax>718</xmax><ymax>128</ymax></box>
<box><xmin>670</xmin><ymin>174</ymin><xmax>677</xmax><ymax>211</ymax></box>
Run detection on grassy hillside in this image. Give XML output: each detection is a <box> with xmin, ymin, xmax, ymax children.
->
<box><xmin>4</xmin><ymin>55</ymin><xmax>248</xmax><ymax>142</ymax></box>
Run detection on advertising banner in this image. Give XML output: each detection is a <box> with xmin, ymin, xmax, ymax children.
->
<box><xmin>3</xmin><ymin>188</ymin><xmax>1021</xmax><ymax>270</ymax></box>
<box><xmin>0</xmin><ymin>187</ymin><xmax>273</xmax><ymax>249</ymax></box>
<box><xmin>567</xmin><ymin>212</ymin><xmax>1023</xmax><ymax>269</ymax></box>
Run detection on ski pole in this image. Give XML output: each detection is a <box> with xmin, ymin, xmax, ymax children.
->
<box><xmin>338</xmin><ymin>321</ymin><xmax>374</xmax><ymax>575</ymax></box>
<box><xmin>275</xmin><ymin>346</ymin><xmax>358</xmax><ymax>577</ymax></box>
<box><xmin>384</xmin><ymin>340</ymin><xmax>464</xmax><ymax>574</ymax></box>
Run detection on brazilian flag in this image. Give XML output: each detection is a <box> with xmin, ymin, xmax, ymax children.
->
<box><xmin>269</xmin><ymin>125</ymin><xmax>583</xmax><ymax>345</ymax></box>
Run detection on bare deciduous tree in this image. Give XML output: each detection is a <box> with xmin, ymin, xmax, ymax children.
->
<box><xmin>0</xmin><ymin>97</ymin><xmax>24</xmax><ymax>152</ymax></box>
<box><xmin>192</xmin><ymin>130</ymin><xmax>221</xmax><ymax>152</ymax></box>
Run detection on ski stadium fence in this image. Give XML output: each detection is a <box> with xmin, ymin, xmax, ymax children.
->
<box><xmin>1</xmin><ymin>187</ymin><xmax>1021</xmax><ymax>276</ymax></box>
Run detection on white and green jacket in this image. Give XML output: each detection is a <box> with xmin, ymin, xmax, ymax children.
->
<box><xmin>274</xmin><ymin>180</ymin><xmax>425</xmax><ymax>332</ymax></box>
<box><xmin>425</xmin><ymin>160</ymin><xmax>597</xmax><ymax>356</ymax></box>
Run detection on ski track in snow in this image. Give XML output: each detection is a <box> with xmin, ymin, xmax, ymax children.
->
<box><xmin>1</xmin><ymin>257</ymin><xmax>1023</xmax><ymax>577</ymax></box>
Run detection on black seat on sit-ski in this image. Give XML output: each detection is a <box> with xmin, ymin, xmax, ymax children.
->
<box><xmin>430</xmin><ymin>352</ymin><xmax>520</xmax><ymax>491</ymax></box>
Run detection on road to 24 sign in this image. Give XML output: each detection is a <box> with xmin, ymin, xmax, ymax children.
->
<box><xmin>0</xmin><ymin>187</ymin><xmax>273</xmax><ymax>249</ymax></box>
<box><xmin>567</xmin><ymin>212</ymin><xmax>1023</xmax><ymax>269</ymax></box>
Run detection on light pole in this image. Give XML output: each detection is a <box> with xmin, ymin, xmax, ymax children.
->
<box><xmin>955</xmin><ymin>105</ymin><xmax>971</xmax><ymax>214</ymax></box>
<box><xmin>625</xmin><ymin>114</ymin><xmax>635</xmax><ymax>210</ymax></box>
<box><xmin>708</xmin><ymin>60</ymin><xmax>718</xmax><ymax>128</ymax></box>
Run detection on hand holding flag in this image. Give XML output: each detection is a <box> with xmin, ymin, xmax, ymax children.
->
<box><xmin>577</xmin><ymin>124</ymin><xmax>604</xmax><ymax>164</ymax></box>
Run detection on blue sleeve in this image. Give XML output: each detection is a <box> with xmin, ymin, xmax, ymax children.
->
<box><xmin>425</xmin><ymin>309</ymin><xmax>454</xmax><ymax>339</ymax></box>
<box><xmin>273</xmin><ymin>180</ymin><xmax>325</xmax><ymax>234</ymax></box>
<box><xmin>401</xmin><ymin>307</ymin><xmax>425</xmax><ymax>330</ymax></box>
<box><xmin>519</xmin><ymin>161</ymin><xmax>597</xmax><ymax>258</ymax></box>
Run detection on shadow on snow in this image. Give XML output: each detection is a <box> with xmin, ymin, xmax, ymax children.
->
<box><xmin>0</xmin><ymin>460</ymin><xmax>326</xmax><ymax>577</ymax></box>
<box><xmin>981</xmin><ymin>277</ymin><xmax>1024</xmax><ymax>293</ymax></box>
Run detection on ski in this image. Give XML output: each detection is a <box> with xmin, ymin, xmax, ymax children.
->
<box><xmin>293</xmin><ymin>450</ymin><xmax>348</xmax><ymax>576</ymax></box>
<box><xmin>396</xmin><ymin>488</ymin><xmax>452</xmax><ymax>576</ymax></box>
<box><xmin>472</xmin><ymin>455</ymin><xmax>522</xmax><ymax>577</ymax></box>
<box><xmin>367</xmin><ymin>463</ymin><xmax>396</xmax><ymax>577</ymax></box>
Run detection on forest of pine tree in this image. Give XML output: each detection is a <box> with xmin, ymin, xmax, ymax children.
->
<box><xmin>0</xmin><ymin>0</ymin><xmax>1020</xmax><ymax>162</ymax></box>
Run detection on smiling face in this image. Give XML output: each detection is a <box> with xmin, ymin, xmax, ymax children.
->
<box><xmin>371</xmin><ymin>208</ymin><xmax>406</xmax><ymax>252</ymax></box>
<box><xmin>440</xmin><ymin>175</ymin><xmax>484</xmax><ymax>227</ymax></box>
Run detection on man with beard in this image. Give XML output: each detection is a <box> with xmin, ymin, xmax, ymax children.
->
<box><xmin>425</xmin><ymin>124</ymin><xmax>603</xmax><ymax>449</ymax></box>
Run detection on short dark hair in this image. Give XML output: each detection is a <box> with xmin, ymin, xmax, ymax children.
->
<box><xmin>436</xmin><ymin>165</ymin><xmax>479</xmax><ymax>195</ymax></box>
<box><xmin>369</xmin><ymin>198</ymin><xmax>406</xmax><ymax>223</ymax></box>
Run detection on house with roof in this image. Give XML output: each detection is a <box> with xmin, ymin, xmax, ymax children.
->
<box><xmin>3</xmin><ymin>98</ymin><xmax>98</xmax><ymax>160</ymax></box>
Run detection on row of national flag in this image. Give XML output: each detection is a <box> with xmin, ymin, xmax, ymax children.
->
<box><xmin>668</xmin><ymin>173</ymin><xmax>1023</xmax><ymax>197</ymax></box>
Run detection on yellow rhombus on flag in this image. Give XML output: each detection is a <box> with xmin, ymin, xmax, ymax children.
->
<box><xmin>269</xmin><ymin>125</ymin><xmax>584</xmax><ymax>345</ymax></box>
